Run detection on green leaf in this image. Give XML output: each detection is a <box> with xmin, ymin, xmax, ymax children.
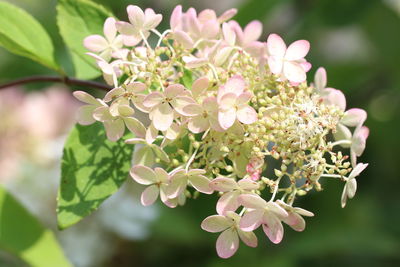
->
<box><xmin>57</xmin><ymin>122</ymin><xmax>134</xmax><ymax>229</ymax></box>
<box><xmin>180</xmin><ymin>68</ymin><xmax>194</xmax><ymax>88</ymax></box>
<box><xmin>0</xmin><ymin>186</ymin><xmax>71</xmax><ymax>267</ymax></box>
<box><xmin>0</xmin><ymin>2</ymin><xmax>59</xmax><ymax>71</ymax></box>
<box><xmin>57</xmin><ymin>0</ymin><xmax>113</xmax><ymax>79</ymax></box>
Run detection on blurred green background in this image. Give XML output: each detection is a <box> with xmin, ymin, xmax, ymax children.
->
<box><xmin>0</xmin><ymin>0</ymin><xmax>399</xmax><ymax>266</ymax></box>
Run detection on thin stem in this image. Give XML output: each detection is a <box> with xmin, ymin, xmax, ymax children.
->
<box><xmin>269</xmin><ymin>176</ymin><xmax>282</xmax><ymax>202</ymax></box>
<box><xmin>0</xmin><ymin>75</ymin><xmax>111</xmax><ymax>91</ymax></box>
<box><xmin>331</xmin><ymin>140</ymin><xmax>352</xmax><ymax>147</ymax></box>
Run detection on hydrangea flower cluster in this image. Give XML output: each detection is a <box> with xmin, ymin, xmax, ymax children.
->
<box><xmin>74</xmin><ymin>5</ymin><xmax>369</xmax><ymax>258</ymax></box>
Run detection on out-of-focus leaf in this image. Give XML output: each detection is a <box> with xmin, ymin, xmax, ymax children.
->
<box><xmin>57</xmin><ymin>123</ymin><xmax>134</xmax><ymax>229</ymax></box>
<box><xmin>0</xmin><ymin>186</ymin><xmax>71</xmax><ymax>267</ymax></box>
<box><xmin>56</xmin><ymin>0</ymin><xmax>113</xmax><ymax>79</ymax></box>
<box><xmin>0</xmin><ymin>2</ymin><xmax>59</xmax><ymax>71</ymax></box>
<box><xmin>235</xmin><ymin>0</ymin><xmax>288</xmax><ymax>24</ymax></box>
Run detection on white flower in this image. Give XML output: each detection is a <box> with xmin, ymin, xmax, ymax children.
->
<box><xmin>341</xmin><ymin>163</ymin><xmax>368</xmax><ymax>208</ymax></box>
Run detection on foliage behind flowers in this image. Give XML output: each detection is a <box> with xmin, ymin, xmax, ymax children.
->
<box><xmin>72</xmin><ymin>5</ymin><xmax>370</xmax><ymax>258</ymax></box>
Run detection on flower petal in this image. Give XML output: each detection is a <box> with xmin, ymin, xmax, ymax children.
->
<box><xmin>127</xmin><ymin>5</ymin><xmax>145</xmax><ymax>28</ymax></box>
<box><xmin>238</xmin><ymin>194</ymin><xmax>267</xmax><ymax>209</ymax></box>
<box><xmin>124</xmin><ymin>117</ymin><xmax>146</xmax><ymax>138</ymax></box>
<box><xmin>237</xmin><ymin>229</ymin><xmax>258</xmax><ymax>248</ymax></box>
<box><xmin>239</xmin><ymin>209</ymin><xmax>263</xmax><ymax>231</ymax></box>
<box><xmin>103</xmin><ymin>87</ymin><xmax>124</xmax><ymax>102</ymax></box>
<box><xmin>192</xmin><ymin>76</ymin><xmax>209</xmax><ymax>97</ymax></box>
<box><xmin>283</xmin><ymin>212</ymin><xmax>306</xmax><ymax>232</ymax></box>
<box><xmin>143</xmin><ymin>92</ymin><xmax>163</xmax><ymax>108</ymax></box>
<box><xmin>130</xmin><ymin>165</ymin><xmax>157</xmax><ymax>185</ymax></box>
<box><xmin>126</xmin><ymin>82</ymin><xmax>147</xmax><ymax>93</ymax></box>
<box><xmin>352</xmin><ymin>126</ymin><xmax>369</xmax><ymax>156</ymax></box>
<box><xmin>73</xmin><ymin>91</ymin><xmax>99</xmax><ymax>105</ymax></box>
<box><xmin>285</xmin><ymin>40</ymin><xmax>310</xmax><ymax>61</ymax></box>
<box><xmin>262</xmin><ymin>214</ymin><xmax>284</xmax><ymax>244</ymax></box>
<box><xmin>189</xmin><ymin>175</ymin><xmax>213</xmax><ymax>194</ymax></box>
<box><xmin>237</xmin><ymin>179</ymin><xmax>259</xmax><ymax>190</ymax></box>
<box><xmin>237</xmin><ymin>105</ymin><xmax>257</xmax><ymax>124</ymax></box>
<box><xmin>267</xmin><ymin>33</ymin><xmax>286</xmax><ymax>58</ymax></box>
<box><xmin>283</xmin><ymin>61</ymin><xmax>306</xmax><ymax>83</ymax></box>
<box><xmin>151</xmin><ymin>102</ymin><xmax>174</xmax><ymax>131</ymax></box>
<box><xmin>218</xmin><ymin>108</ymin><xmax>236</xmax><ymax>130</ymax></box>
<box><xmin>314</xmin><ymin>67</ymin><xmax>327</xmax><ymax>92</ymax></box>
<box><xmin>104</xmin><ymin>17</ymin><xmax>117</xmax><ymax>42</ymax></box>
<box><xmin>216</xmin><ymin>191</ymin><xmax>241</xmax><ymax>215</ymax></box>
<box><xmin>210</xmin><ymin>177</ymin><xmax>238</xmax><ymax>192</ymax></box>
<box><xmin>104</xmin><ymin>119</ymin><xmax>125</xmax><ymax>141</ymax></box>
<box><xmin>216</xmin><ymin>228</ymin><xmax>239</xmax><ymax>259</ymax></box>
<box><xmin>220</xmin><ymin>75</ymin><xmax>245</xmax><ymax>96</ymax></box>
<box><xmin>165</xmin><ymin>84</ymin><xmax>185</xmax><ymax>98</ymax></box>
<box><xmin>170</xmin><ymin>5</ymin><xmax>182</xmax><ymax>30</ymax></box>
<box><xmin>342</xmin><ymin>108</ymin><xmax>367</xmax><ymax>127</ymax></box>
<box><xmin>77</xmin><ymin>105</ymin><xmax>96</xmax><ymax>125</ymax></box>
<box><xmin>141</xmin><ymin>184</ymin><xmax>159</xmax><ymax>206</ymax></box>
<box><xmin>83</xmin><ymin>35</ymin><xmax>108</xmax><ymax>52</ymax></box>
<box><xmin>201</xmin><ymin>215</ymin><xmax>232</xmax><ymax>233</ymax></box>
<box><xmin>188</xmin><ymin>116</ymin><xmax>209</xmax><ymax>133</ymax></box>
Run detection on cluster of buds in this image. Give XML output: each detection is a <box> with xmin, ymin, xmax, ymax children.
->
<box><xmin>74</xmin><ymin>5</ymin><xmax>369</xmax><ymax>258</ymax></box>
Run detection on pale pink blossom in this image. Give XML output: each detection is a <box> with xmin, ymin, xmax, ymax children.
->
<box><xmin>210</xmin><ymin>177</ymin><xmax>259</xmax><ymax>215</ymax></box>
<box><xmin>228</xmin><ymin>20</ymin><xmax>264</xmax><ymax>56</ymax></box>
<box><xmin>350</xmin><ymin>126</ymin><xmax>369</xmax><ymax>167</ymax></box>
<box><xmin>276</xmin><ymin>200</ymin><xmax>314</xmax><ymax>232</ymax></box>
<box><xmin>103</xmin><ymin>82</ymin><xmax>149</xmax><ymax>112</ymax></box>
<box><xmin>267</xmin><ymin>33</ymin><xmax>311</xmax><ymax>84</ymax></box>
<box><xmin>93</xmin><ymin>104</ymin><xmax>146</xmax><ymax>141</ymax></box>
<box><xmin>217</xmin><ymin>76</ymin><xmax>257</xmax><ymax>129</ymax></box>
<box><xmin>238</xmin><ymin>194</ymin><xmax>288</xmax><ymax>244</ymax></box>
<box><xmin>201</xmin><ymin>211</ymin><xmax>257</xmax><ymax>258</ymax></box>
<box><xmin>167</xmin><ymin>169</ymin><xmax>213</xmax><ymax>197</ymax></box>
<box><xmin>246</xmin><ymin>156</ymin><xmax>264</xmax><ymax>181</ymax></box>
<box><xmin>341</xmin><ymin>163</ymin><xmax>368</xmax><ymax>208</ymax></box>
<box><xmin>125</xmin><ymin>138</ymin><xmax>170</xmax><ymax>164</ymax></box>
<box><xmin>116</xmin><ymin>5</ymin><xmax>162</xmax><ymax>46</ymax></box>
<box><xmin>143</xmin><ymin>84</ymin><xmax>195</xmax><ymax>131</ymax></box>
<box><xmin>130</xmin><ymin>165</ymin><xmax>177</xmax><ymax>207</ymax></box>
<box><xmin>83</xmin><ymin>17</ymin><xmax>123</xmax><ymax>61</ymax></box>
<box><xmin>73</xmin><ymin>91</ymin><xmax>104</xmax><ymax>125</ymax></box>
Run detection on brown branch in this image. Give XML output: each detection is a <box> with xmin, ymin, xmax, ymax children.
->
<box><xmin>0</xmin><ymin>75</ymin><xmax>112</xmax><ymax>91</ymax></box>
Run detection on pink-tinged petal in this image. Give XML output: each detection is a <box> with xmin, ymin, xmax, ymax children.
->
<box><xmin>83</xmin><ymin>35</ymin><xmax>108</xmax><ymax>52</ymax></box>
<box><xmin>187</xmin><ymin>11</ymin><xmax>201</xmax><ymax>37</ymax></box>
<box><xmin>314</xmin><ymin>67</ymin><xmax>327</xmax><ymax>91</ymax></box>
<box><xmin>154</xmin><ymin>167</ymin><xmax>169</xmax><ymax>183</ymax></box>
<box><xmin>262</xmin><ymin>215</ymin><xmax>284</xmax><ymax>244</ymax></box>
<box><xmin>170</xmin><ymin>5</ymin><xmax>182</xmax><ymax>30</ymax></box>
<box><xmin>151</xmin><ymin>144</ymin><xmax>170</xmax><ymax>163</ymax></box>
<box><xmin>183</xmin><ymin>104</ymin><xmax>203</xmax><ymax>116</ymax></box>
<box><xmin>210</xmin><ymin>116</ymin><xmax>225</xmax><ymax>132</ymax></box>
<box><xmin>103</xmin><ymin>87</ymin><xmax>124</xmax><ymax>102</ymax></box>
<box><xmin>121</xmin><ymin>35</ymin><xmax>142</xmax><ymax>46</ymax></box>
<box><xmin>165</xmin><ymin>84</ymin><xmax>185</xmax><ymax>98</ymax></box>
<box><xmin>127</xmin><ymin>5</ymin><xmax>145</xmax><ymax>28</ymax></box>
<box><xmin>349</xmin><ymin>163</ymin><xmax>368</xmax><ymax>179</ymax></box>
<box><xmin>104</xmin><ymin>119</ymin><xmax>125</xmax><ymax>141</ymax></box>
<box><xmin>222</xmin><ymin>23</ymin><xmax>236</xmax><ymax>46</ymax></box>
<box><xmin>283</xmin><ymin>212</ymin><xmax>306</xmax><ymax>232</ymax></box>
<box><xmin>266</xmin><ymin>202</ymin><xmax>289</xmax><ymax>218</ymax></box>
<box><xmin>243</xmin><ymin>20</ymin><xmax>262</xmax><ymax>43</ymax></box>
<box><xmin>174</xmin><ymin>30</ymin><xmax>194</xmax><ymax>49</ymax></box>
<box><xmin>352</xmin><ymin>126</ymin><xmax>369</xmax><ymax>156</ymax></box>
<box><xmin>201</xmin><ymin>19</ymin><xmax>220</xmax><ymax>39</ymax></box>
<box><xmin>333</xmin><ymin>124</ymin><xmax>352</xmax><ymax>145</ymax></box>
<box><xmin>219</xmin><ymin>93</ymin><xmax>237</xmax><ymax>110</ymax></box>
<box><xmin>132</xmin><ymin>94</ymin><xmax>151</xmax><ymax>113</ymax></box>
<box><xmin>189</xmin><ymin>175</ymin><xmax>213</xmax><ymax>194</ymax></box>
<box><xmin>210</xmin><ymin>177</ymin><xmax>238</xmax><ymax>192</ymax></box>
<box><xmin>222</xmin><ymin>75</ymin><xmax>246</xmax><ymax>96</ymax></box>
<box><xmin>145</xmin><ymin>124</ymin><xmax>158</xmax><ymax>144</ymax></box>
<box><xmin>183</xmin><ymin>56</ymin><xmax>208</xmax><ymax>68</ymax></box>
<box><xmin>216</xmin><ymin>228</ymin><xmax>239</xmax><ymax>259</ymax></box>
<box><xmin>218</xmin><ymin>108</ymin><xmax>237</xmax><ymax>129</ymax></box>
<box><xmin>285</xmin><ymin>40</ymin><xmax>310</xmax><ymax>61</ymax></box>
<box><xmin>141</xmin><ymin>185</ymin><xmax>159</xmax><ymax>206</ymax></box>
<box><xmin>342</xmin><ymin>108</ymin><xmax>367</xmax><ymax>127</ymax></box>
<box><xmin>237</xmin><ymin>91</ymin><xmax>253</xmax><ymax>105</ymax></box>
<box><xmin>77</xmin><ymin>105</ymin><xmax>96</xmax><ymax>125</ymax></box>
<box><xmin>93</xmin><ymin>106</ymin><xmax>112</xmax><ymax>122</ymax></box>
<box><xmin>188</xmin><ymin>116</ymin><xmax>209</xmax><ymax>133</ymax></box>
<box><xmin>117</xmin><ymin>104</ymin><xmax>134</xmax><ymax>117</ymax></box>
<box><xmin>268</xmin><ymin>56</ymin><xmax>284</xmax><ymax>75</ymax></box>
<box><xmin>143</xmin><ymin>92</ymin><xmax>163</xmax><ymax>108</ymax></box>
<box><xmin>201</xmin><ymin>215</ymin><xmax>232</xmax><ymax>233</ymax></box>
<box><xmin>324</xmin><ymin>88</ymin><xmax>346</xmax><ymax>111</ymax></box>
<box><xmin>166</xmin><ymin>175</ymin><xmax>187</xmax><ymax>199</ymax></box>
<box><xmin>73</xmin><ymin>91</ymin><xmax>99</xmax><ymax>105</ymax></box>
<box><xmin>124</xmin><ymin>117</ymin><xmax>146</xmax><ymax>138</ymax></box>
<box><xmin>203</xmin><ymin>96</ymin><xmax>219</xmax><ymax>113</ymax></box>
<box><xmin>218</xmin><ymin>8</ymin><xmax>237</xmax><ymax>23</ymax></box>
<box><xmin>347</xmin><ymin>178</ymin><xmax>357</xmax><ymax>199</ymax></box>
<box><xmin>104</xmin><ymin>17</ymin><xmax>117</xmax><ymax>42</ymax></box>
<box><xmin>267</xmin><ymin>33</ymin><xmax>286</xmax><ymax>58</ymax></box>
<box><xmin>126</xmin><ymin>82</ymin><xmax>147</xmax><ymax>93</ymax></box>
<box><xmin>192</xmin><ymin>76</ymin><xmax>209</xmax><ymax>97</ymax></box>
<box><xmin>239</xmin><ymin>209</ymin><xmax>263</xmax><ymax>231</ymax></box>
<box><xmin>300</xmin><ymin>61</ymin><xmax>312</xmax><ymax>72</ymax></box>
<box><xmin>238</xmin><ymin>194</ymin><xmax>267</xmax><ymax>209</ymax></box>
<box><xmin>164</xmin><ymin>123</ymin><xmax>181</xmax><ymax>140</ymax></box>
<box><xmin>217</xmin><ymin>191</ymin><xmax>241</xmax><ymax>215</ymax></box>
<box><xmin>283</xmin><ymin>61</ymin><xmax>306</xmax><ymax>83</ymax></box>
<box><xmin>115</xmin><ymin>21</ymin><xmax>137</xmax><ymax>36</ymax></box>
<box><xmin>172</xmin><ymin>96</ymin><xmax>196</xmax><ymax>115</ymax></box>
<box><xmin>237</xmin><ymin>105</ymin><xmax>257</xmax><ymax>124</ymax></box>
<box><xmin>293</xmin><ymin>207</ymin><xmax>314</xmax><ymax>217</ymax></box>
<box><xmin>198</xmin><ymin>9</ymin><xmax>217</xmax><ymax>22</ymax></box>
<box><xmin>237</xmin><ymin>179</ymin><xmax>259</xmax><ymax>190</ymax></box>
<box><xmin>130</xmin><ymin>165</ymin><xmax>157</xmax><ymax>185</ymax></box>
<box><xmin>144</xmin><ymin>13</ymin><xmax>162</xmax><ymax>31</ymax></box>
<box><xmin>237</xmin><ymin>230</ymin><xmax>258</xmax><ymax>247</ymax></box>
